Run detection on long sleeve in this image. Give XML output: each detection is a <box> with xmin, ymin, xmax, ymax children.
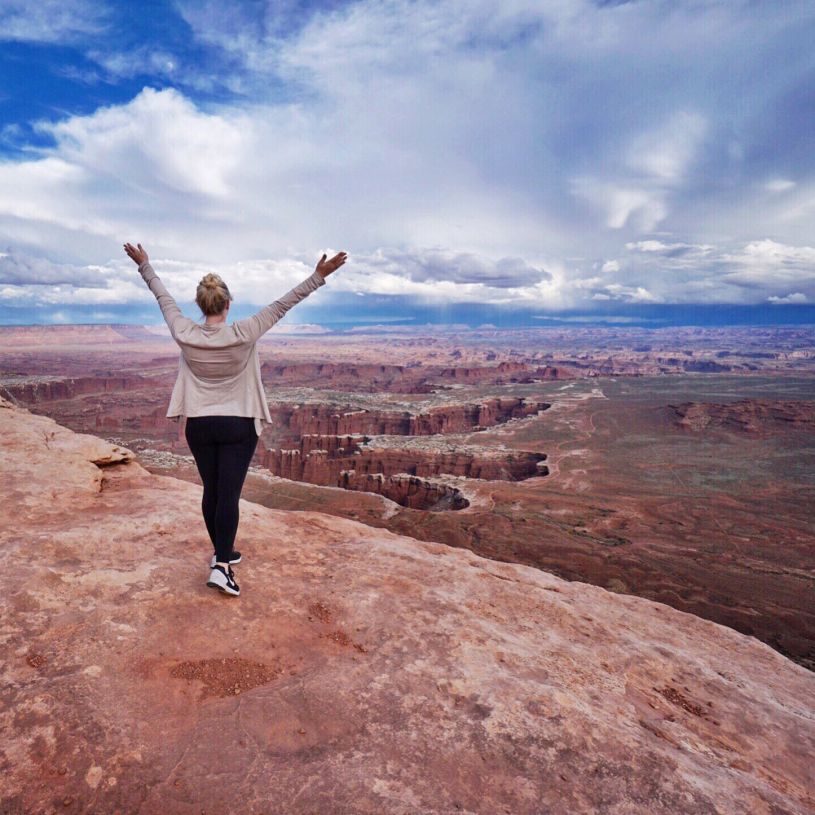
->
<box><xmin>138</xmin><ymin>260</ymin><xmax>192</xmax><ymax>339</ymax></box>
<box><xmin>232</xmin><ymin>269</ymin><xmax>326</xmax><ymax>345</ymax></box>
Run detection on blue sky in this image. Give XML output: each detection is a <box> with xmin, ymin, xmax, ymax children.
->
<box><xmin>1</xmin><ymin>0</ymin><xmax>814</xmax><ymax>328</ymax></box>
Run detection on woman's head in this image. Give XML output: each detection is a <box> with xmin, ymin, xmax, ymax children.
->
<box><xmin>196</xmin><ymin>273</ymin><xmax>232</xmax><ymax>317</ymax></box>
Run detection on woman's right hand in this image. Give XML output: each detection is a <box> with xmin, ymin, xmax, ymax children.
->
<box><xmin>124</xmin><ymin>242</ymin><xmax>149</xmax><ymax>266</ymax></box>
<box><xmin>315</xmin><ymin>251</ymin><xmax>347</xmax><ymax>279</ymax></box>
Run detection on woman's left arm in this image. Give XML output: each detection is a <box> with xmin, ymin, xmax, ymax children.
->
<box><xmin>232</xmin><ymin>251</ymin><xmax>346</xmax><ymax>344</ymax></box>
<box><xmin>124</xmin><ymin>242</ymin><xmax>192</xmax><ymax>339</ymax></box>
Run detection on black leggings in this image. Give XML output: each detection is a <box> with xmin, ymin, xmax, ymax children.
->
<box><xmin>184</xmin><ymin>415</ymin><xmax>259</xmax><ymax>563</ymax></box>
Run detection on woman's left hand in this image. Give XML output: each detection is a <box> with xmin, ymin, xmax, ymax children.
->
<box><xmin>124</xmin><ymin>242</ymin><xmax>149</xmax><ymax>266</ymax></box>
<box><xmin>315</xmin><ymin>251</ymin><xmax>347</xmax><ymax>279</ymax></box>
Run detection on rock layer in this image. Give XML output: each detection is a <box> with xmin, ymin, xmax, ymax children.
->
<box><xmin>268</xmin><ymin>397</ymin><xmax>551</xmax><ymax>436</ymax></box>
<box><xmin>257</xmin><ymin>436</ymin><xmax>547</xmax><ymax>486</ymax></box>
<box><xmin>1</xmin><ymin>396</ymin><xmax>814</xmax><ymax>815</ymax></box>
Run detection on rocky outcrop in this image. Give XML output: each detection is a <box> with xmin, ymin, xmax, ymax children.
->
<box><xmin>669</xmin><ymin>399</ymin><xmax>815</xmax><ymax>434</ymax></box>
<box><xmin>260</xmin><ymin>440</ymin><xmax>546</xmax><ymax>482</ymax></box>
<box><xmin>269</xmin><ymin>398</ymin><xmax>551</xmax><ymax>437</ymax></box>
<box><xmin>259</xmin><ymin>441</ymin><xmax>476</xmax><ymax>509</ymax></box>
<box><xmin>339</xmin><ymin>471</ymin><xmax>470</xmax><ymax>510</ymax></box>
<box><xmin>1</xmin><ymin>395</ymin><xmax>814</xmax><ymax>814</ymax></box>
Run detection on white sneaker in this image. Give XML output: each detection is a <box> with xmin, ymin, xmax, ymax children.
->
<box><xmin>206</xmin><ymin>564</ymin><xmax>240</xmax><ymax>596</ymax></box>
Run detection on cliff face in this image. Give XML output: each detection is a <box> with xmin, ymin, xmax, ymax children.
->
<box><xmin>268</xmin><ymin>397</ymin><xmax>551</xmax><ymax>436</ymax></box>
<box><xmin>260</xmin><ymin>442</ymin><xmax>546</xmax><ymax>481</ymax></box>
<box><xmin>1</xmin><ymin>395</ymin><xmax>813</xmax><ymax>815</ymax></box>
<box><xmin>253</xmin><ymin>399</ymin><xmax>550</xmax><ymax>507</ymax></box>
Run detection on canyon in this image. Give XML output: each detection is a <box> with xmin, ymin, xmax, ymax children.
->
<box><xmin>1</xmin><ymin>324</ymin><xmax>813</xmax><ymax>676</ymax></box>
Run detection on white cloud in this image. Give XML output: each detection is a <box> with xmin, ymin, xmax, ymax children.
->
<box><xmin>89</xmin><ymin>48</ymin><xmax>180</xmax><ymax>81</ymax></box>
<box><xmin>573</xmin><ymin>110</ymin><xmax>707</xmax><ymax>232</ymax></box>
<box><xmin>768</xmin><ymin>292</ymin><xmax>808</xmax><ymax>303</ymax></box>
<box><xmin>614</xmin><ymin>237</ymin><xmax>815</xmax><ymax>304</ymax></box>
<box><xmin>627</xmin><ymin>240</ymin><xmax>668</xmax><ymax>252</ymax></box>
<box><xmin>39</xmin><ymin>87</ymin><xmax>247</xmax><ymax>198</ymax></box>
<box><xmin>723</xmin><ymin>239</ymin><xmax>815</xmax><ymax>273</ymax></box>
<box><xmin>0</xmin><ymin>0</ymin><xmax>108</xmax><ymax>43</ymax></box>
<box><xmin>1</xmin><ymin>0</ymin><xmax>813</xmax><ymax>316</ymax></box>
<box><xmin>627</xmin><ymin>111</ymin><xmax>707</xmax><ymax>183</ymax></box>
<box><xmin>0</xmin><ymin>251</ymin><xmax>106</xmax><ymax>286</ymax></box>
<box><xmin>0</xmin><ymin>246</ymin><xmax>567</xmax><ymax>312</ymax></box>
<box><xmin>719</xmin><ymin>240</ymin><xmax>815</xmax><ymax>291</ymax></box>
<box><xmin>626</xmin><ymin>240</ymin><xmax>693</xmax><ymax>253</ymax></box>
<box><xmin>572</xmin><ymin>180</ymin><xmax>668</xmax><ymax>231</ymax></box>
<box><xmin>363</xmin><ymin>248</ymin><xmax>551</xmax><ymax>289</ymax></box>
<box><xmin>764</xmin><ymin>179</ymin><xmax>796</xmax><ymax>193</ymax></box>
<box><xmin>600</xmin><ymin>283</ymin><xmax>663</xmax><ymax>303</ymax></box>
<box><xmin>737</xmin><ymin>239</ymin><xmax>815</xmax><ymax>264</ymax></box>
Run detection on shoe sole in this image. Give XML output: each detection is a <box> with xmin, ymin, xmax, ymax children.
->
<box><xmin>206</xmin><ymin>580</ymin><xmax>240</xmax><ymax>596</ymax></box>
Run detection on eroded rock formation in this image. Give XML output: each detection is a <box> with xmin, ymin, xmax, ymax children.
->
<box><xmin>1</xmin><ymin>373</ymin><xmax>171</xmax><ymax>404</ymax></box>
<box><xmin>669</xmin><ymin>399</ymin><xmax>815</xmax><ymax>434</ymax></box>
<box><xmin>339</xmin><ymin>471</ymin><xmax>469</xmax><ymax>510</ymax></box>
<box><xmin>268</xmin><ymin>397</ymin><xmax>551</xmax><ymax>437</ymax></box>
<box><xmin>254</xmin><ymin>399</ymin><xmax>550</xmax><ymax>508</ymax></box>
<box><xmin>1</xmin><ymin>396</ymin><xmax>814</xmax><ymax>814</ymax></box>
<box><xmin>260</xmin><ymin>361</ymin><xmax>572</xmax><ymax>392</ymax></box>
<box><xmin>259</xmin><ymin>440</ymin><xmax>546</xmax><ymax>482</ymax></box>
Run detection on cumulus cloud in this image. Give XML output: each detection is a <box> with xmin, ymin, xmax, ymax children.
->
<box><xmin>730</xmin><ymin>239</ymin><xmax>815</xmax><ymax>266</ymax></box>
<box><xmin>38</xmin><ymin>88</ymin><xmax>247</xmax><ymax>198</ymax></box>
<box><xmin>720</xmin><ymin>240</ymin><xmax>815</xmax><ymax>288</ymax></box>
<box><xmin>0</xmin><ymin>252</ymin><xmax>106</xmax><ymax>286</ymax></box>
<box><xmin>596</xmin><ymin>283</ymin><xmax>663</xmax><ymax>303</ymax></box>
<box><xmin>362</xmin><ymin>248</ymin><xmax>551</xmax><ymax>289</ymax></box>
<box><xmin>613</xmin><ymin>237</ymin><xmax>815</xmax><ymax>304</ymax></box>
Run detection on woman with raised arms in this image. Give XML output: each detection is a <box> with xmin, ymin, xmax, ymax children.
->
<box><xmin>124</xmin><ymin>242</ymin><xmax>347</xmax><ymax>597</ymax></box>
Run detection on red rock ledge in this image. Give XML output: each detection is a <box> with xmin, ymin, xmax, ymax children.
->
<box><xmin>0</xmin><ymin>396</ymin><xmax>813</xmax><ymax>815</ymax></box>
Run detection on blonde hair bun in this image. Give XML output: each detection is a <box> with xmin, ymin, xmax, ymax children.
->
<box><xmin>196</xmin><ymin>273</ymin><xmax>232</xmax><ymax>316</ymax></box>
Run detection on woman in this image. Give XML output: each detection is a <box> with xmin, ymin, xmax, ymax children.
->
<box><xmin>124</xmin><ymin>242</ymin><xmax>347</xmax><ymax>597</ymax></box>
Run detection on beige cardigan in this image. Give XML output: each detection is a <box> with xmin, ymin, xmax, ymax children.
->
<box><xmin>138</xmin><ymin>260</ymin><xmax>326</xmax><ymax>437</ymax></box>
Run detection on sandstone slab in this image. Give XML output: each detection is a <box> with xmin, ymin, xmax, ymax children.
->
<box><xmin>1</xmin><ymin>397</ymin><xmax>813</xmax><ymax>814</ymax></box>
